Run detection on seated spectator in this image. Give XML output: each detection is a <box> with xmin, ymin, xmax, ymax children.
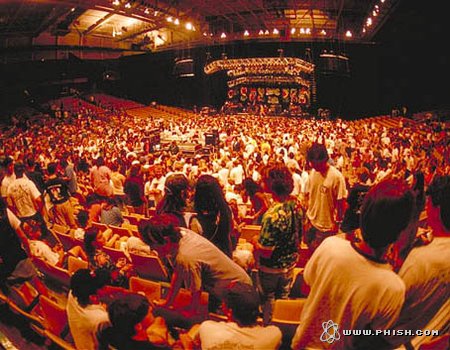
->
<box><xmin>0</xmin><ymin>198</ymin><xmax>48</xmax><ymax>297</ymax></box>
<box><xmin>100</xmin><ymin>197</ymin><xmax>124</xmax><ymax>227</ymax></box>
<box><xmin>292</xmin><ymin>179</ymin><xmax>414</xmax><ymax>349</ymax></box>
<box><xmin>27</xmin><ymin>219</ymin><xmax>86</xmax><ymax>268</ymax></box>
<box><xmin>97</xmin><ymin>292</ymin><xmax>171</xmax><ymax>350</ymax></box>
<box><xmin>67</xmin><ymin>269</ymin><xmax>109</xmax><ymax>350</ymax></box>
<box><xmin>84</xmin><ymin>227</ymin><xmax>132</xmax><ymax>288</ymax></box>
<box><xmin>188</xmin><ymin>282</ymin><xmax>282</xmax><ymax>350</ymax></box>
<box><xmin>72</xmin><ymin>210</ymin><xmax>89</xmax><ymax>241</ymax></box>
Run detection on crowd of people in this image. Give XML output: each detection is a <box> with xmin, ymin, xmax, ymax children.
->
<box><xmin>0</xmin><ymin>96</ymin><xmax>449</xmax><ymax>350</ymax></box>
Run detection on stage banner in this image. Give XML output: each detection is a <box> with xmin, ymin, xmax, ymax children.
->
<box><xmin>282</xmin><ymin>88</ymin><xmax>290</xmax><ymax>103</ymax></box>
<box><xmin>249</xmin><ymin>87</ymin><xmax>257</xmax><ymax>102</ymax></box>
<box><xmin>240</xmin><ymin>86</ymin><xmax>248</xmax><ymax>102</ymax></box>
<box><xmin>257</xmin><ymin>87</ymin><xmax>265</xmax><ymax>102</ymax></box>
<box><xmin>290</xmin><ymin>88</ymin><xmax>298</xmax><ymax>103</ymax></box>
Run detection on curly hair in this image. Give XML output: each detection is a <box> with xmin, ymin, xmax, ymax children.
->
<box><xmin>262</xmin><ymin>162</ymin><xmax>293</xmax><ymax>198</ymax></box>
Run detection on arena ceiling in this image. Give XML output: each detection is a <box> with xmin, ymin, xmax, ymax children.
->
<box><xmin>0</xmin><ymin>0</ymin><xmax>400</xmax><ymax>59</ymax></box>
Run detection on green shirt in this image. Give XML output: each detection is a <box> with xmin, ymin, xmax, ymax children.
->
<box><xmin>259</xmin><ymin>199</ymin><xmax>303</xmax><ymax>269</ymax></box>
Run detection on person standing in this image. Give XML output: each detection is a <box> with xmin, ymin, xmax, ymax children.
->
<box><xmin>304</xmin><ymin>143</ymin><xmax>346</xmax><ymax>252</ymax></box>
<box><xmin>7</xmin><ymin>162</ymin><xmax>48</xmax><ymax>234</ymax></box>
<box><xmin>45</xmin><ymin>162</ymin><xmax>77</xmax><ymax>228</ymax></box>
<box><xmin>291</xmin><ymin>179</ymin><xmax>411</xmax><ymax>350</ymax></box>
<box><xmin>256</xmin><ymin>163</ymin><xmax>303</xmax><ymax>325</ymax></box>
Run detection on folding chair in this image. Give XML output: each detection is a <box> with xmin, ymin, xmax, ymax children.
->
<box><xmin>67</xmin><ymin>256</ymin><xmax>88</xmax><ymax>275</ymax></box>
<box><xmin>240</xmin><ymin>225</ymin><xmax>261</xmax><ymax>241</ymax></box>
<box><xmin>39</xmin><ymin>295</ymin><xmax>76</xmax><ymax>350</ymax></box>
<box><xmin>129</xmin><ymin>276</ymin><xmax>162</xmax><ymax>302</ymax></box>
<box><xmin>101</xmin><ymin>245</ymin><xmax>130</xmax><ymax>263</ymax></box>
<box><xmin>32</xmin><ymin>257</ymin><xmax>71</xmax><ymax>292</ymax></box>
<box><xmin>129</xmin><ymin>253</ymin><xmax>170</xmax><ymax>282</ymax></box>
<box><xmin>54</xmin><ymin>230</ymin><xmax>80</xmax><ymax>251</ymax></box>
<box><xmin>271</xmin><ymin>298</ymin><xmax>306</xmax><ymax>348</ymax></box>
<box><xmin>109</xmin><ymin>225</ymin><xmax>132</xmax><ymax>237</ymax></box>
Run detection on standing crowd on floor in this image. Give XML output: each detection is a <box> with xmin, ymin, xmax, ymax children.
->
<box><xmin>0</xmin><ymin>103</ymin><xmax>449</xmax><ymax>350</ymax></box>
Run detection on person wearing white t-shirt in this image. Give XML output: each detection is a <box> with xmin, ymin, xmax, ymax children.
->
<box><xmin>67</xmin><ymin>269</ymin><xmax>109</xmax><ymax>350</ymax></box>
<box><xmin>381</xmin><ymin>175</ymin><xmax>450</xmax><ymax>349</ymax></box>
<box><xmin>1</xmin><ymin>156</ymin><xmax>16</xmax><ymax>200</ymax></box>
<box><xmin>304</xmin><ymin>143</ymin><xmax>346</xmax><ymax>252</ymax></box>
<box><xmin>189</xmin><ymin>282</ymin><xmax>282</xmax><ymax>350</ymax></box>
<box><xmin>292</xmin><ymin>179</ymin><xmax>413</xmax><ymax>350</ymax></box>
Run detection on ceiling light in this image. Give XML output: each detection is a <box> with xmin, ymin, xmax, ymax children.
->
<box><xmin>373</xmin><ymin>10</ymin><xmax>378</xmax><ymax>16</ymax></box>
<box><xmin>244</xmin><ymin>30</ymin><xmax>249</xmax><ymax>36</ymax></box>
<box><xmin>362</xmin><ymin>28</ymin><xmax>366</xmax><ymax>33</ymax></box>
<box><xmin>71</xmin><ymin>7</ymin><xmax>75</xmax><ymax>12</ymax></box>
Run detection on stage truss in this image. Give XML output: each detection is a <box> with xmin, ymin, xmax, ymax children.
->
<box><xmin>204</xmin><ymin>57</ymin><xmax>315</xmax><ymax>116</ymax></box>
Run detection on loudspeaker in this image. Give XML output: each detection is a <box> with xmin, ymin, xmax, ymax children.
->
<box><xmin>319</xmin><ymin>53</ymin><xmax>350</xmax><ymax>77</ymax></box>
<box><xmin>173</xmin><ymin>58</ymin><xmax>194</xmax><ymax>78</ymax></box>
<box><xmin>205</xmin><ymin>130</ymin><xmax>219</xmax><ymax>146</ymax></box>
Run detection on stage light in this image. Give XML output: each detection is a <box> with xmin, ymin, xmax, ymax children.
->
<box><xmin>300</xmin><ymin>28</ymin><xmax>305</xmax><ymax>34</ymax></box>
<box><xmin>186</xmin><ymin>22</ymin><xmax>193</xmax><ymax>30</ymax></box>
<box><xmin>259</xmin><ymin>29</ymin><xmax>264</xmax><ymax>35</ymax></box>
<box><xmin>291</xmin><ymin>28</ymin><xmax>296</xmax><ymax>34</ymax></box>
<box><xmin>305</xmin><ymin>28</ymin><xmax>311</xmax><ymax>34</ymax></box>
<box><xmin>166</xmin><ymin>16</ymin><xmax>173</xmax><ymax>22</ymax></box>
<box><xmin>244</xmin><ymin>30</ymin><xmax>249</xmax><ymax>36</ymax></box>
<box><xmin>174</xmin><ymin>18</ymin><xmax>180</xmax><ymax>25</ymax></box>
<box><xmin>125</xmin><ymin>2</ymin><xmax>131</xmax><ymax>9</ymax></box>
<box><xmin>220</xmin><ymin>32</ymin><xmax>227</xmax><ymax>38</ymax></box>
<box><xmin>366</xmin><ymin>17</ymin><xmax>372</xmax><ymax>26</ymax></box>
<box><xmin>264</xmin><ymin>29</ymin><xmax>269</xmax><ymax>35</ymax></box>
<box><xmin>144</xmin><ymin>8</ymin><xmax>150</xmax><ymax>14</ymax></box>
<box><xmin>112</xmin><ymin>0</ymin><xmax>120</xmax><ymax>6</ymax></box>
<box><xmin>273</xmin><ymin>28</ymin><xmax>279</xmax><ymax>35</ymax></box>
<box><xmin>320</xmin><ymin>29</ymin><xmax>327</xmax><ymax>35</ymax></box>
<box><xmin>345</xmin><ymin>30</ymin><xmax>352</xmax><ymax>37</ymax></box>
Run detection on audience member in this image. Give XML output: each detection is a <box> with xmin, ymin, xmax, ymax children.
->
<box><xmin>292</xmin><ymin>179</ymin><xmax>414</xmax><ymax>349</ymax></box>
<box><xmin>190</xmin><ymin>175</ymin><xmax>234</xmax><ymax>257</ymax></box>
<box><xmin>303</xmin><ymin>143</ymin><xmax>346</xmax><ymax>251</ymax></box>
<box><xmin>257</xmin><ymin>163</ymin><xmax>303</xmax><ymax>324</ymax></box>
<box><xmin>67</xmin><ymin>269</ymin><xmax>109</xmax><ymax>350</ymax></box>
